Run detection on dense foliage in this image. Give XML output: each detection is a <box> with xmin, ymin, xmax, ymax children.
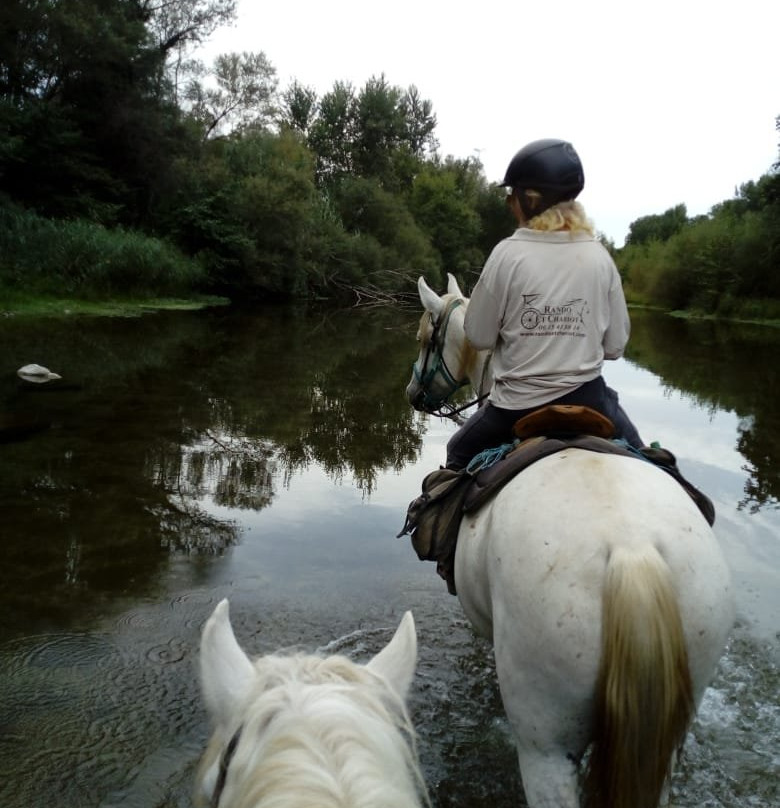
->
<box><xmin>618</xmin><ymin>170</ymin><xmax>780</xmax><ymax>319</ymax></box>
<box><xmin>0</xmin><ymin>0</ymin><xmax>778</xmax><ymax>314</ymax></box>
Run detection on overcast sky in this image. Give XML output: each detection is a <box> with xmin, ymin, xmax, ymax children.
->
<box><xmin>198</xmin><ymin>0</ymin><xmax>778</xmax><ymax>246</ymax></box>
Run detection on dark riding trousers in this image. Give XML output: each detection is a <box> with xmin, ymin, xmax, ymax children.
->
<box><xmin>446</xmin><ymin>376</ymin><xmax>643</xmax><ymax>470</ymax></box>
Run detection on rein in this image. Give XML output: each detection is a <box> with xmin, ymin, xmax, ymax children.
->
<box><xmin>413</xmin><ymin>298</ymin><xmax>490</xmax><ymax>422</ymax></box>
<box><xmin>211</xmin><ymin>726</ymin><xmax>243</xmax><ymax>808</ymax></box>
<box><xmin>431</xmin><ymin>393</ymin><xmax>489</xmax><ymax>424</ymax></box>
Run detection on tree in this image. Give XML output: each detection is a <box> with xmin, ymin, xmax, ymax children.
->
<box><xmin>185</xmin><ymin>51</ymin><xmax>278</xmax><ymax>140</ymax></box>
<box><xmin>304</xmin><ymin>75</ymin><xmax>439</xmax><ymax>192</ymax></box>
<box><xmin>141</xmin><ymin>0</ymin><xmax>237</xmax><ymax>99</ymax></box>
<box><xmin>308</xmin><ymin>81</ymin><xmax>356</xmax><ymax>183</ymax></box>
<box><xmin>163</xmin><ymin>130</ymin><xmax>322</xmax><ymax>297</ymax></box>
<box><xmin>333</xmin><ymin>175</ymin><xmax>439</xmax><ymax>276</ymax></box>
<box><xmin>350</xmin><ymin>74</ymin><xmax>406</xmax><ymax>183</ymax></box>
<box><xmin>0</xmin><ymin>0</ymin><xmax>57</xmax><ymax>104</ymax></box>
<box><xmin>408</xmin><ymin>161</ymin><xmax>483</xmax><ymax>272</ymax></box>
<box><xmin>400</xmin><ymin>85</ymin><xmax>438</xmax><ymax>157</ymax></box>
<box><xmin>278</xmin><ymin>81</ymin><xmax>318</xmax><ymax>135</ymax></box>
<box><xmin>775</xmin><ymin>113</ymin><xmax>780</xmax><ymax>171</ymax></box>
<box><xmin>625</xmin><ymin>204</ymin><xmax>688</xmax><ymax>245</ymax></box>
<box><xmin>143</xmin><ymin>0</ymin><xmax>236</xmax><ymax>52</ymax></box>
<box><xmin>0</xmin><ymin>0</ymin><xmax>187</xmax><ymax>221</ymax></box>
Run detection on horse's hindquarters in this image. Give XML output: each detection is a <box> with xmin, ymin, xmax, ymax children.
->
<box><xmin>456</xmin><ymin>448</ymin><xmax>732</xmax><ymax>628</ymax></box>
<box><xmin>454</xmin><ymin>449</ymin><xmax>734</xmax><ymax>778</ymax></box>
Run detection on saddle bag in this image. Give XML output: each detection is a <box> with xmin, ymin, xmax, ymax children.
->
<box><xmin>396</xmin><ymin>467</ymin><xmax>472</xmax><ymax>569</ymax></box>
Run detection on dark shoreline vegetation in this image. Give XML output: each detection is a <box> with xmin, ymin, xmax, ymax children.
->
<box><xmin>1</xmin><ymin>1</ymin><xmax>778</xmax><ymax>320</ymax></box>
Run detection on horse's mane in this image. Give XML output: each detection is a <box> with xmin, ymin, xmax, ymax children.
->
<box><xmin>198</xmin><ymin>653</ymin><xmax>428</xmax><ymax>808</ymax></box>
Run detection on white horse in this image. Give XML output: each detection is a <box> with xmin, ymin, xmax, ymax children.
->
<box><xmin>196</xmin><ymin>600</ymin><xmax>427</xmax><ymax>808</ymax></box>
<box><xmin>405</xmin><ymin>274</ymin><xmax>735</xmax><ymax>808</ymax></box>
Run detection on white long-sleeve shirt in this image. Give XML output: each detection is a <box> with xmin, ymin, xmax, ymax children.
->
<box><xmin>465</xmin><ymin>228</ymin><xmax>630</xmax><ymax>409</ymax></box>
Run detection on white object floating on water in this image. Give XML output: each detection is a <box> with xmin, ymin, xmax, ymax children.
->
<box><xmin>17</xmin><ymin>364</ymin><xmax>62</xmax><ymax>383</ymax></box>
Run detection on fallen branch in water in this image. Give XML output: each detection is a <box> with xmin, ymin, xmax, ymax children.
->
<box><xmin>325</xmin><ymin>269</ymin><xmax>427</xmax><ymax>308</ymax></box>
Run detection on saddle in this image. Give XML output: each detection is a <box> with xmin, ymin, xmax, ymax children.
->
<box><xmin>398</xmin><ymin>405</ymin><xmax>716</xmax><ymax>596</ymax></box>
<box><xmin>512</xmin><ymin>403</ymin><xmax>615</xmax><ymax>440</ymax></box>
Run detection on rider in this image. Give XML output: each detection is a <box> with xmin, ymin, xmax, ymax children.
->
<box><xmin>446</xmin><ymin>138</ymin><xmax>644</xmax><ymax>470</ymax></box>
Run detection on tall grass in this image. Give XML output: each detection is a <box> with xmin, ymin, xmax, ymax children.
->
<box><xmin>0</xmin><ymin>205</ymin><xmax>208</xmax><ymax>300</ymax></box>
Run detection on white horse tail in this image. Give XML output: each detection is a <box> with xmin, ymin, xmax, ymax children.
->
<box><xmin>583</xmin><ymin>545</ymin><xmax>694</xmax><ymax>808</ymax></box>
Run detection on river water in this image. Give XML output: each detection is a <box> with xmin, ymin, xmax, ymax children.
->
<box><xmin>0</xmin><ymin>304</ymin><xmax>777</xmax><ymax>807</ymax></box>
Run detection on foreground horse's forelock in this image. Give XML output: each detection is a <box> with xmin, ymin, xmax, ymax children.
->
<box><xmin>195</xmin><ymin>601</ymin><xmax>427</xmax><ymax>808</ymax></box>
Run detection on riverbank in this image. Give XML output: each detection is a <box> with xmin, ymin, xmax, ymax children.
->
<box><xmin>4</xmin><ymin>294</ymin><xmax>780</xmax><ymax>329</ymax></box>
<box><xmin>626</xmin><ymin>302</ymin><xmax>780</xmax><ymax>329</ymax></box>
<box><xmin>667</xmin><ymin>309</ymin><xmax>780</xmax><ymax>328</ymax></box>
<box><xmin>0</xmin><ymin>295</ymin><xmax>230</xmax><ymax>318</ymax></box>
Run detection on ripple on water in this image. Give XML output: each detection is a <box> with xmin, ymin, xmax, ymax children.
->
<box><xmin>0</xmin><ymin>613</ymin><xmax>204</xmax><ymax>808</ymax></box>
<box><xmin>0</xmin><ymin>632</ymin><xmax>121</xmax><ymax>714</ymax></box>
<box><xmin>4</xmin><ymin>631</ymin><xmax>119</xmax><ymax>670</ymax></box>
<box><xmin>170</xmin><ymin>591</ymin><xmax>216</xmax><ymax>609</ymax></box>
<box><xmin>114</xmin><ymin>607</ymin><xmax>161</xmax><ymax>631</ymax></box>
<box><xmin>146</xmin><ymin>638</ymin><xmax>188</xmax><ymax>665</ymax></box>
<box><xmin>315</xmin><ymin>625</ymin><xmax>391</xmax><ymax>657</ymax></box>
<box><xmin>170</xmin><ymin>590</ymin><xmax>218</xmax><ymax>631</ymax></box>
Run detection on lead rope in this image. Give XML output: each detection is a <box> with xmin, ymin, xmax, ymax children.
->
<box><xmin>465</xmin><ymin>440</ymin><xmax>518</xmax><ymax>474</ymax></box>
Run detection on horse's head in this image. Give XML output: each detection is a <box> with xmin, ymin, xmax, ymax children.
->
<box><xmin>196</xmin><ymin>599</ymin><xmax>420</xmax><ymax>808</ymax></box>
<box><xmin>406</xmin><ymin>273</ymin><xmax>472</xmax><ymax>413</ymax></box>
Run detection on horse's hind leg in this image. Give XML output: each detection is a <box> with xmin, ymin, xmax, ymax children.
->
<box><xmin>516</xmin><ymin>749</ymin><xmax>580</xmax><ymax>808</ymax></box>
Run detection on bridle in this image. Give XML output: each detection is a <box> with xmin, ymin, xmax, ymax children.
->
<box><xmin>412</xmin><ymin>297</ymin><xmax>489</xmax><ymax>421</ymax></box>
<box><xmin>211</xmin><ymin>726</ymin><xmax>242</xmax><ymax>808</ymax></box>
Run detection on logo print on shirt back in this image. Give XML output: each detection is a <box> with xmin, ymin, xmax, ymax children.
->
<box><xmin>519</xmin><ymin>297</ymin><xmax>588</xmax><ymax>336</ymax></box>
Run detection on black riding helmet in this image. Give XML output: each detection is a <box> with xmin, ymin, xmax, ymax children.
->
<box><xmin>498</xmin><ymin>138</ymin><xmax>584</xmax><ymax>220</ymax></box>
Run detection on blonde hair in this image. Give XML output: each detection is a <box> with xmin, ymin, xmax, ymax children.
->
<box><xmin>523</xmin><ymin>191</ymin><xmax>594</xmax><ymax>235</ymax></box>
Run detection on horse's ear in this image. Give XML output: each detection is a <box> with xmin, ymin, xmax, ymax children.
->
<box><xmin>417</xmin><ymin>276</ymin><xmax>445</xmax><ymax>319</ymax></box>
<box><xmin>366</xmin><ymin>611</ymin><xmax>417</xmax><ymax>700</ymax></box>
<box><xmin>447</xmin><ymin>272</ymin><xmax>464</xmax><ymax>299</ymax></box>
<box><xmin>199</xmin><ymin>599</ymin><xmax>255</xmax><ymax>726</ymax></box>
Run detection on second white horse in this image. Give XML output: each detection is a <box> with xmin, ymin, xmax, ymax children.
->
<box><xmin>405</xmin><ymin>274</ymin><xmax>735</xmax><ymax>808</ymax></box>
